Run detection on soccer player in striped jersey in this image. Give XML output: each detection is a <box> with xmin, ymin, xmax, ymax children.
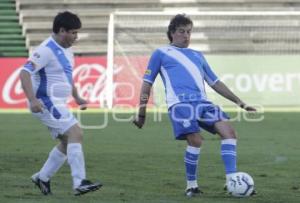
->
<box><xmin>20</xmin><ymin>11</ymin><xmax>102</xmax><ymax>196</ymax></box>
<box><xmin>133</xmin><ymin>14</ymin><xmax>256</xmax><ymax>197</ymax></box>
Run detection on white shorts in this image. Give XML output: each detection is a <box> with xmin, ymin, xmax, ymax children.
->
<box><xmin>31</xmin><ymin>101</ymin><xmax>78</xmax><ymax>139</ymax></box>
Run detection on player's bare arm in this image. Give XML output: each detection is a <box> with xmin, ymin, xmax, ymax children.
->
<box><xmin>211</xmin><ymin>80</ymin><xmax>256</xmax><ymax>112</ymax></box>
<box><xmin>72</xmin><ymin>84</ymin><xmax>87</xmax><ymax>110</ymax></box>
<box><xmin>19</xmin><ymin>68</ymin><xmax>43</xmax><ymax>113</ymax></box>
<box><xmin>133</xmin><ymin>81</ymin><xmax>152</xmax><ymax>128</ymax></box>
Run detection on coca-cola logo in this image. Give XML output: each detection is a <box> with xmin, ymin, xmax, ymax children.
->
<box><xmin>3</xmin><ymin>63</ymin><xmax>123</xmax><ymax>106</ymax></box>
<box><xmin>72</xmin><ymin>63</ymin><xmax>108</xmax><ymax>105</ymax></box>
<box><xmin>2</xmin><ymin>67</ymin><xmax>25</xmax><ymax>105</ymax></box>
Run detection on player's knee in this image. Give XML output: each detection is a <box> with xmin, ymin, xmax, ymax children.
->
<box><xmin>216</xmin><ymin>122</ymin><xmax>237</xmax><ymax>139</ymax></box>
<box><xmin>72</xmin><ymin>130</ymin><xmax>83</xmax><ymax>142</ymax></box>
<box><xmin>66</xmin><ymin>125</ymin><xmax>83</xmax><ymax>143</ymax></box>
<box><xmin>232</xmin><ymin>130</ymin><xmax>237</xmax><ymax>139</ymax></box>
<box><xmin>224</xmin><ymin>128</ymin><xmax>237</xmax><ymax>139</ymax></box>
<box><xmin>186</xmin><ymin>133</ymin><xmax>203</xmax><ymax>147</ymax></box>
<box><xmin>193</xmin><ymin>139</ymin><xmax>202</xmax><ymax>147</ymax></box>
<box><xmin>229</xmin><ymin>127</ymin><xmax>237</xmax><ymax>138</ymax></box>
<box><xmin>76</xmin><ymin>127</ymin><xmax>83</xmax><ymax>137</ymax></box>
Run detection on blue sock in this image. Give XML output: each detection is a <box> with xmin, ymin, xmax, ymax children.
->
<box><xmin>221</xmin><ymin>139</ymin><xmax>237</xmax><ymax>175</ymax></box>
<box><xmin>184</xmin><ymin>146</ymin><xmax>200</xmax><ymax>189</ymax></box>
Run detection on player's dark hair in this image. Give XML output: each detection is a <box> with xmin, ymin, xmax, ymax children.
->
<box><xmin>52</xmin><ymin>11</ymin><xmax>81</xmax><ymax>33</ymax></box>
<box><xmin>167</xmin><ymin>14</ymin><xmax>193</xmax><ymax>42</ymax></box>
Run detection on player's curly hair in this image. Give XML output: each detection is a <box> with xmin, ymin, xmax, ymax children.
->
<box><xmin>167</xmin><ymin>14</ymin><xmax>193</xmax><ymax>43</ymax></box>
<box><xmin>52</xmin><ymin>11</ymin><xmax>81</xmax><ymax>33</ymax></box>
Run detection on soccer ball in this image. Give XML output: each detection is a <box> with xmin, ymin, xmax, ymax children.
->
<box><xmin>227</xmin><ymin>172</ymin><xmax>254</xmax><ymax>197</ymax></box>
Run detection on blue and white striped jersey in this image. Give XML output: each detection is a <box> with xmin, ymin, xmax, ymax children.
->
<box><xmin>144</xmin><ymin>45</ymin><xmax>219</xmax><ymax>107</ymax></box>
<box><xmin>22</xmin><ymin>36</ymin><xmax>74</xmax><ymax>101</ymax></box>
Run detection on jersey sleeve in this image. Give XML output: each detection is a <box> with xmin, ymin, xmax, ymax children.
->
<box><xmin>22</xmin><ymin>46</ymin><xmax>51</xmax><ymax>74</ymax></box>
<box><xmin>143</xmin><ymin>49</ymin><xmax>162</xmax><ymax>84</ymax></box>
<box><xmin>200</xmin><ymin>53</ymin><xmax>219</xmax><ymax>86</ymax></box>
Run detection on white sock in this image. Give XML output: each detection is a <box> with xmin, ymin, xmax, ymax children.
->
<box><xmin>67</xmin><ymin>143</ymin><xmax>86</xmax><ymax>189</ymax></box>
<box><xmin>187</xmin><ymin>180</ymin><xmax>198</xmax><ymax>189</ymax></box>
<box><xmin>39</xmin><ymin>146</ymin><xmax>67</xmax><ymax>182</ymax></box>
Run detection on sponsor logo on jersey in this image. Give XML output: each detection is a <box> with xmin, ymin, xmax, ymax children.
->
<box><xmin>145</xmin><ymin>69</ymin><xmax>151</xmax><ymax>75</ymax></box>
<box><xmin>182</xmin><ymin>120</ymin><xmax>191</xmax><ymax>128</ymax></box>
<box><xmin>33</xmin><ymin>52</ymin><xmax>40</xmax><ymax>59</ymax></box>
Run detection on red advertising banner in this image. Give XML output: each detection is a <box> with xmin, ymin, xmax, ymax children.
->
<box><xmin>73</xmin><ymin>56</ymin><xmax>108</xmax><ymax>108</ymax></box>
<box><xmin>0</xmin><ymin>58</ymin><xmax>27</xmax><ymax>109</ymax></box>
<box><xmin>0</xmin><ymin>56</ymin><xmax>150</xmax><ymax>109</ymax></box>
<box><xmin>113</xmin><ymin>56</ymin><xmax>149</xmax><ymax>108</ymax></box>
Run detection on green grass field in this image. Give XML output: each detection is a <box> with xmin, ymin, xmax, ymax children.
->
<box><xmin>0</xmin><ymin>112</ymin><xmax>300</xmax><ymax>203</ymax></box>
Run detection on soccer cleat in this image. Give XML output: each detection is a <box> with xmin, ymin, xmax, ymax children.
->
<box><xmin>31</xmin><ymin>173</ymin><xmax>52</xmax><ymax>195</ymax></box>
<box><xmin>224</xmin><ymin>183</ymin><xmax>228</xmax><ymax>191</ymax></box>
<box><xmin>250</xmin><ymin>189</ymin><xmax>257</xmax><ymax>196</ymax></box>
<box><xmin>185</xmin><ymin>187</ymin><xmax>203</xmax><ymax>197</ymax></box>
<box><xmin>74</xmin><ymin>179</ymin><xmax>102</xmax><ymax>196</ymax></box>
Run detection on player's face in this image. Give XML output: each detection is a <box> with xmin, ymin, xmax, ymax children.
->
<box><xmin>60</xmin><ymin>28</ymin><xmax>79</xmax><ymax>48</ymax></box>
<box><xmin>171</xmin><ymin>24</ymin><xmax>192</xmax><ymax>48</ymax></box>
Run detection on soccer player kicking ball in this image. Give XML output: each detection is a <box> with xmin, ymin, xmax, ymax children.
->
<box><xmin>20</xmin><ymin>11</ymin><xmax>102</xmax><ymax>196</ymax></box>
<box><xmin>133</xmin><ymin>14</ymin><xmax>256</xmax><ymax>197</ymax></box>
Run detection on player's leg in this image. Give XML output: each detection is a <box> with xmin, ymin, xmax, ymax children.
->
<box><xmin>64</xmin><ymin>124</ymin><xmax>102</xmax><ymax>195</ymax></box>
<box><xmin>31</xmin><ymin>140</ymin><xmax>67</xmax><ymax>195</ymax></box>
<box><xmin>184</xmin><ymin>133</ymin><xmax>203</xmax><ymax>197</ymax></box>
<box><xmin>197</xmin><ymin>102</ymin><xmax>238</xmax><ymax>191</ymax></box>
<box><xmin>214</xmin><ymin>121</ymin><xmax>238</xmax><ymax>182</ymax></box>
<box><xmin>168</xmin><ymin>102</ymin><xmax>203</xmax><ymax>197</ymax></box>
<box><xmin>38</xmin><ymin>137</ymin><xmax>68</xmax><ymax>179</ymax></box>
<box><xmin>30</xmin><ymin>109</ymin><xmax>69</xmax><ymax>195</ymax></box>
<box><xmin>215</xmin><ymin>122</ymin><xmax>257</xmax><ymax>195</ymax></box>
<box><xmin>56</xmin><ymin>135</ymin><xmax>68</xmax><ymax>154</ymax></box>
<box><xmin>197</xmin><ymin>103</ymin><xmax>237</xmax><ymax>182</ymax></box>
<box><xmin>64</xmin><ymin>124</ymin><xmax>85</xmax><ymax>189</ymax></box>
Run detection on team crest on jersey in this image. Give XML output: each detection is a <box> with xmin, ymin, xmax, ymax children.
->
<box><xmin>33</xmin><ymin>52</ymin><xmax>40</xmax><ymax>59</ymax></box>
<box><xmin>182</xmin><ymin>120</ymin><xmax>191</xmax><ymax>128</ymax></box>
<box><xmin>145</xmin><ymin>69</ymin><xmax>152</xmax><ymax>75</ymax></box>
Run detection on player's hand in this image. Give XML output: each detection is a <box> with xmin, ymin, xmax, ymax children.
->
<box><xmin>30</xmin><ymin>98</ymin><xmax>43</xmax><ymax>113</ymax></box>
<box><xmin>244</xmin><ymin>105</ymin><xmax>256</xmax><ymax>112</ymax></box>
<box><xmin>75</xmin><ymin>97</ymin><xmax>88</xmax><ymax>110</ymax></box>
<box><xmin>133</xmin><ymin>115</ymin><xmax>146</xmax><ymax>129</ymax></box>
<box><xmin>240</xmin><ymin>103</ymin><xmax>256</xmax><ymax>112</ymax></box>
